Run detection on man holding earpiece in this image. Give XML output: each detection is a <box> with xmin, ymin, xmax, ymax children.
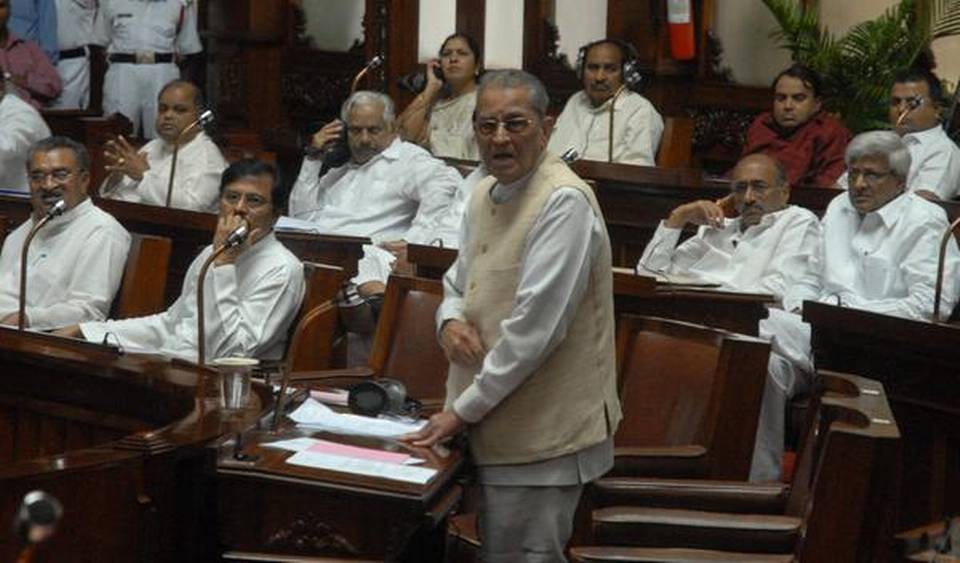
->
<box><xmin>547</xmin><ymin>39</ymin><xmax>663</xmax><ymax>165</ymax></box>
<box><xmin>99</xmin><ymin>79</ymin><xmax>227</xmax><ymax>212</ymax></box>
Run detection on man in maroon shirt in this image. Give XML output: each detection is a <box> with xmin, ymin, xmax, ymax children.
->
<box><xmin>0</xmin><ymin>0</ymin><xmax>60</xmax><ymax>107</ymax></box>
<box><xmin>740</xmin><ymin>64</ymin><xmax>850</xmax><ymax>188</ymax></box>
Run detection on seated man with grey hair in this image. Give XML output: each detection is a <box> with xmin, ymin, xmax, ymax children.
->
<box><xmin>287</xmin><ymin>90</ymin><xmax>460</xmax><ymax>293</ymax></box>
<box><xmin>751</xmin><ymin>129</ymin><xmax>960</xmax><ymax>481</ymax></box>
<box><xmin>0</xmin><ymin>136</ymin><xmax>130</xmax><ymax>329</ymax></box>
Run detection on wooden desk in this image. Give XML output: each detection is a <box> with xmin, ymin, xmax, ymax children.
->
<box><xmin>217</xmin><ymin>425</ymin><xmax>464</xmax><ymax>561</ymax></box>
<box><xmin>0</xmin><ymin>194</ymin><xmax>368</xmax><ymax>306</ymax></box>
<box><xmin>407</xmin><ymin>244</ymin><xmax>773</xmax><ymax>335</ymax></box>
<box><xmin>0</xmin><ymin>326</ymin><xmax>258</xmax><ymax>562</ymax></box>
<box><xmin>804</xmin><ymin>301</ymin><xmax>960</xmax><ymax>530</ymax></box>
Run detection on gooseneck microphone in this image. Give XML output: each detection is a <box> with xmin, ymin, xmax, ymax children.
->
<box><xmin>895</xmin><ymin>96</ymin><xmax>923</xmax><ymax>129</ymax></box>
<box><xmin>607</xmin><ymin>84</ymin><xmax>628</xmax><ymax>163</ymax></box>
<box><xmin>165</xmin><ymin>109</ymin><xmax>215</xmax><ymax>208</ymax></box>
<box><xmin>14</xmin><ymin>490</ymin><xmax>62</xmax><ymax>563</ymax></box>
<box><xmin>351</xmin><ymin>55</ymin><xmax>385</xmax><ymax>94</ymax></box>
<box><xmin>17</xmin><ymin>200</ymin><xmax>66</xmax><ymax>331</ymax></box>
<box><xmin>196</xmin><ymin>222</ymin><xmax>249</xmax><ymax>366</ymax></box>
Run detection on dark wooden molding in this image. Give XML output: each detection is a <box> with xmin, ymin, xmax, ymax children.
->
<box><xmin>384</xmin><ymin>0</ymin><xmax>420</xmax><ymax>109</ymax></box>
<box><xmin>456</xmin><ymin>0</ymin><xmax>486</xmax><ymax>57</ymax></box>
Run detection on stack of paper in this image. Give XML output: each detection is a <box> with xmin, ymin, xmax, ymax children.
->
<box><xmin>264</xmin><ymin>436</ymin><xmax>436</xmax><ymax>484</ymax></box>
<box><xmin>289</xmin><ymin>398</ymin><xmax>427</xmax><ymax>438</ymax></box>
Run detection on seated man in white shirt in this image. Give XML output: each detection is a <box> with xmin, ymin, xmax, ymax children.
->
<box><xmin>638</xmin><ymin>153</ymin><xmax>822</xmax><ymax>298</ymax></box>
<box><xmin>638</xmin><ymin>153</ymin><xmax>824</xmax><ymax>483</ymax></box>
<box><xmin>548</xmin><ymin>39</ymin><xmax>663</xmax><ymax>165</ymax></box>
<box><xmin>99</xmin><ymin>79</ymin><xmax>227</xmax><ymax>212</ymax></box>
<box><xmin>837</xmin><ymin>69</ymin><xmax>960</xmax><ymax>200</ymax></box>
<box><xmin>288</xmin><ymin>90</ymin><xmax>459</xmax><ymax>294</ymax></box>
<box><xmin>0</xmin><ymin>136</ymin><xmax>130</xmax><ymax>329</ymax></box>
<box><xmin>0</xmin><ymin>78</ymin><xmax>51</xmax><ymax>191</ymax></box>
<box><xmin>58</xmin><ymin>159</ymin><xmax>305</xmax><ymax>362</ymax></box>
<box><xmin>756</xmin><ymin>130</ymin><xmax>960</xmax><ymax>481</ymax></box>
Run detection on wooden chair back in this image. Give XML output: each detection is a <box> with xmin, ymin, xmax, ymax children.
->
<box><xmin>791</xmin><ymin>373</ymin><xmax>901</xmax><ymax>562</ymax></box>
<box><xmin>369</xmin><ymin>274</ymin><xmax>448</xmax><ymax>405</ymax></box>
<box><xmin>614</xmin><ymin>315</ymin><xmax>770</xmax><ymax>479</ymax></box>
<box><xmin>656</xmin><ymin>116</ymin><xmax>694</xmax><ymax>169</ymax></box>
<box><xmin>286</xmin><ymin>262</ymin><xmax>346</xmax><ymax>372</ymax></box>
<box><xmin>0</xmin><ymin>214</ymin><xmax>7</xmax><ymax>247</ymax></box>
<box><xmin>112</xmin><ymin>233</ymin><xmax>172</xmax><ymax>319</ymax></box>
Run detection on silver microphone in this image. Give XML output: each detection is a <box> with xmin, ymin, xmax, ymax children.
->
<box><xmin>16</xmin><ymin>490</ymin><xmax>63</xmax><ymax>545</ymax></box>
<box><xmin>560</xmin><ymin>148</ymin><xmax>580</xmax><ymax>163</ymax></box>
<box><xmin>896</xmin><ymin>96</ymin><xmax>924</xmax><ymax>128</ymax></box>
<box><xmin>224</xmin><ymin>223</ymin><xmax>250</xmax><ymax>248</ymax></box>
<box><xmin>46</xmin><ymin>199</ymin><xmax>67</xmax><ymax>218</ymax></box>
<box><xmin>197</xmin><ymin>109</ymin><xmax>215</xmax><ymax>128</ymax></box>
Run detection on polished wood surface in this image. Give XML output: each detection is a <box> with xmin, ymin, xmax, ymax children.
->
<box><xmin>216</xmin><ymin>406</ymin><xmax>464</xmax><ymax>561</ymax></box>
<box><xmin>407</xmin><ymin>243</ymin><xmax>773</xmax><ymax>335</ymax></box>
<box><xmin>112</xmin><ymin>233</ymin><xmax>172</xmax><ymax>319</ymax></box>
<box><xmin>0</xmin><ymin>326</ymin><xmax>266</xmax><ymax>562</ymax></box>
<box><xmin>804</xmin><ymin>301</ymin><xmax>960</xmax><ymax>530</ymax></box>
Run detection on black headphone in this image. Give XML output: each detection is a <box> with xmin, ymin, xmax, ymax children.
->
<box><xmin>576</xmin><ymin>38</ymin><xmax>643</xmax><ymax>91</ymax></box>
<box><xmin>348</xmin><ymin>379</ymin><xmax>422</xmax><ymax>418</ymax></box>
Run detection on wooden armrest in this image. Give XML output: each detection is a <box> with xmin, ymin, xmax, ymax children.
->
<box><xmin>288</xmin><ymin>367</ymin><xmax>375</xmax><ymax>385</ymax></box>
<box><xmin>592</xmin><ymin>506</ymin><xmax>800</xmax><ymax>554</ymax></box>
<box><xmin>570</xmin><ymin>546</ymin><xmax>793</xmax><ymax>562</ymax></box>
<box><xmin>594</xmin><ymin>477</ymin><xmax>789</xmax><ymax>514</ymax></box>
<box><xmin>612</xmin><ymin>445</ymin><xmax>709</xmax><ymax>478</ymax></box>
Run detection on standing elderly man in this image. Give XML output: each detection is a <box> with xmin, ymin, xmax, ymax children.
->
<box><xmin>0</xmin><ymin>77</ymin><xmax>50</xmax><ymax>191</ymax></box>
<box><xmin>288</xmin><ymin>90</ymin><xmax>459</xmax><ymax>291</ymax></box>
<box><xmin>0</xmin><ymin>136</ymin><xmax>130</xmax><ymax>329</ymax></box>
<box><xmin>740</xmin><ymin>64</ymin><xmax>850</xmax><ymax>188</ymax></box>
<box><xmin>548</xmin><ymin>39</ymin><xmax>663</xmax><ymax>165</ymax></box>
<box><xmin>59</xmin><ymin>159</ymin><xmax>304</xmax><ymax>362</ymax></box>
<box><xmin>99</xmin><ymin>79</ymin><xmax>227</xmax><ymax>212</ymax></box>
<box><xmin>753</xmin><ymin>130</ymin><xmax>960</xmax><ymax>481</ymax></box>
<box><xmin>403</xmin><ymin>69</ymin><xmax>621</xmax><ymax>562</ymax></box>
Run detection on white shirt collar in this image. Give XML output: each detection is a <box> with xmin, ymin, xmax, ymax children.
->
<box><xmin>902</xmin><ymin>125</ymin><xmax>943</xmax><ymax>145</ymax></box>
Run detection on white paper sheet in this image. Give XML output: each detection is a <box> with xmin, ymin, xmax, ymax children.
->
<box><xmin>289</xmin><ymin>398</ymin><xmax>428</xmax><ymax>438</ymax></box>
<box><xmin>285</xmin><ymin>450</ymin><xmax>437</xmax><ymax>484</ymax></box>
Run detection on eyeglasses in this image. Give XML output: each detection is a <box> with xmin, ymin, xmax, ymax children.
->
<box><xmin>475</xmin><ymin>117</ymin><xmax>534</xmax><ymax>137</ymax></box>
<box><xmin>848</xmin><ymin>169</ymin><xmax>894</xmax><ymax>185</ymax></box>
<box><xmin>730</xmin><ymin>180</ymin><xmax>774</xmax><ymax>195</ymax></box>
<box><xmin>222</xmin><ymin>190</ymin><xmax>269</xmax><ymax>209</ymax></box>
<box><xmin>28</xmin><ymin>169</ymin><xmax>75</xmax><ymax>184</ymax></box>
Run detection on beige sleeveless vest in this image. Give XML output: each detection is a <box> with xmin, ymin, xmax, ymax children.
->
<box><xmin>446</xmin><ymin>153</ymin><xmax>621</xmax><ymax>465</ymax></box>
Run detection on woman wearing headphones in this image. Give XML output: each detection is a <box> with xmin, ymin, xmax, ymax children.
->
<box><xmin>397</xmin><ymin>33</ymin><xmax>482</xmax><ymax>161</ymax></box>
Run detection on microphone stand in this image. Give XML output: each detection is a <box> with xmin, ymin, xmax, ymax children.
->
<box><xmin>895</xmin><ymin>96</ymin><xmax>922</xmax><ymax>129</ymax></box>
<box><xmin>196</xmin><ymin>223</ymin><xmax>248</xmax><ymax>366</ymax></box>
<box><xmin>607</xmin><ymin>84</ymin><xmax>627</xmax><ymax>163</ymax></box>
<box><xmin>350</xmin><ymin>55</ymin><xmax>384</xmax><ymax>93</ymax></box>
<box><xmin>17</xmin><ymin>200</ymin><xmax>66</xmax><ymax>331</ymax></box>
<box><xmin>164</xmin><ymin>109</ymin><xmax>214</xmax><ymax>208</ymax></box>
<box><xmin>933</xmin><ymin>216</ymin><xmax>960</xmax><ymax>322</ymax></box>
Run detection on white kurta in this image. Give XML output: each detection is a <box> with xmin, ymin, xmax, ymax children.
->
<box><xmin>638</xmin><ymin>205</ymin><xmax>822</xmax><ymax>309</ymax></box>
<box><xmin>288</xmin><ymin>138</ymin><xmax>459</xmax><ymax>243</ymax></box>
<box><xmin>547</xmin><ymin>90</ymin><xmax>664</xmax><ymax>166</ymax></box>
<box><xmin>426</xmin><ymin>91</ymin><xmax>478</xmax><ymax>161</ymax></box>
<box><xmin>438</xmin><ymin>176</ymin><xmax>612</xmax><ymax>486</ymax></box>
<box><xmin>50</xmin><ymin>0</ymin><xmax>96</xmax><ymax>109</ymax></box>
<box><xmin>836</xmin><ymin>126</ymin><xmax>960</xmax><ymax>200</ymax></box>
<box><xmin>99</xmin><ymin>132</ymin><xmax>227</xmax><ymax>212</ymax></box>
<box><xmin>0</xmin><ymin>93</ymin><xmax>51</xmax><ymax>192</ymax></box>
<box><xmin>94</xmin><ymin>0</ymin><xmax>202</xmax><ymax>138</ymax></box>
<box><xmin>79</xmin><ymin>233</ymin><xmax>305</xmax><ymax>362</ymax></box>
<box><xmin>0</xmin><ymin>199</ymin><xmax>130</xmax><ymax>330</ymax></box>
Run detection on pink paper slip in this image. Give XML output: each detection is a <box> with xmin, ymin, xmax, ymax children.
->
<box><xmin>307</xmin><ymin>439</ymin><xmax>410</xmax><ymax>465</ymax></box>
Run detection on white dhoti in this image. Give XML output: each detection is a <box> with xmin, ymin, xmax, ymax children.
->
<box><xmin>750</xmin><ymin>308</ymin><xmax>814</xmax><ymax>482</ymax></box>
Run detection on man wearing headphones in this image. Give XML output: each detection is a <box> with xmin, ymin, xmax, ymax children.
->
<box><xmin>99</xmin><ymin>79</ymin><xmax>227</xmax><ymax>212</ymax></box>
<box><xmin>548</xmin><ymin>38</ymin><xmax>664</xmax><ymax>166</ymax></box>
